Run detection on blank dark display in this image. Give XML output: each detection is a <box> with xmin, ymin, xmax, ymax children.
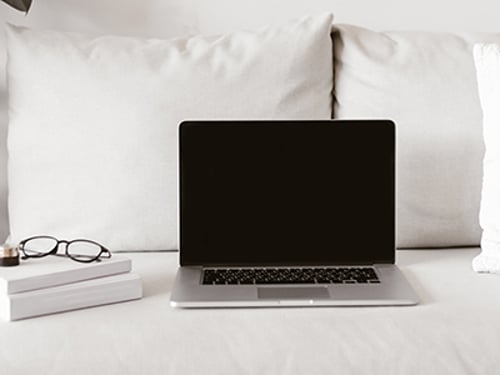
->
<box><xmin>180</xmin><ymin>121</ymin><xmax>395</xmax><ymax>266</ymax></box>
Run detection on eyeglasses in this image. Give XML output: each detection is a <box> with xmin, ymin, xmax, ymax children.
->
<box><xmin>18</xmin><ymin>235</ymin><xmax>112</xmax><ymax>263</ymax></box>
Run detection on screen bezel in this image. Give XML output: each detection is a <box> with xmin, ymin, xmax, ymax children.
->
<box><xmin>179</xmin><ymin>120</ymin><xmax>395</xmax><ymax>267</ymax></box>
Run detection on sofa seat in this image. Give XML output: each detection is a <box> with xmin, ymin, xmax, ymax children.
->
<box><xmin>1</xmin><ymin>248</ymin><xmax>496</xmax><ymax>374</ymax></box>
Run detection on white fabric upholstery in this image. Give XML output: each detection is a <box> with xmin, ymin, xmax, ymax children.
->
<box><xmin>2</xmin><ymin>248</ymin><xmax>499</xmax><ymax>374</ymax></box>
<box><xmin>5</xmin><ymin>14</ymin><xmax>334</xmax><ymax>251</ymax></box>
<box><xmin>333</xmin><ymin>25</ymin><xmax>500</xmax><ymax>248</ymax></box>
<box><xmin>473</xmin><ymin>44</ymin><xmax>500</xmax><ymax>274</ymax></box>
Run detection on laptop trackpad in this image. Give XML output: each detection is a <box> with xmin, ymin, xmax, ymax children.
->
<box><xmin>258</xmin><ymin>287</ymin><xmax>329</xmax><ymax>300</ymax></box>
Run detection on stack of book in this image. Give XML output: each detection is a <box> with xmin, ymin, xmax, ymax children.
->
<box><xmin>0</xmin><ymin>255</ymin><xmax>142</xmax><ymax>321</ymax></box>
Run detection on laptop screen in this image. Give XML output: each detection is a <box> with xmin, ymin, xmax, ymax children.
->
<box><xmin>179</xmin><ymin>120</ymin><xmax>395</xmax><ymax>266</ymax></box>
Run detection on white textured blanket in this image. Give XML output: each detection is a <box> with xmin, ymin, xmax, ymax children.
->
<box><xmin>1</xmin><ymin>248</ymin><xmax>496</xmax><ymax>375</ymax></box>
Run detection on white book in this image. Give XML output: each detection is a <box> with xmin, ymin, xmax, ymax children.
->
<box><xmin>0</xmin><ymin>255</ymin><xmax>131</xmax><ymax>294</ymax></box>
<box><xmin>0</xmin><ymin>272</ymin><xmax>142</xmax><ymax>321</ymax></box>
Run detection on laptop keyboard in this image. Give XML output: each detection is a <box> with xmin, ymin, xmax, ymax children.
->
<box><xmin>202</xmin><ymin>267</ymin><xmax>380</xmax><ymax>285</ymax></box>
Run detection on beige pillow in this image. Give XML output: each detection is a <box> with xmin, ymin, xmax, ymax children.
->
<box><xmin>6</xmin><ymin>14</ymin><xmax>334</xmax><ymax>251</ymax></box>
<box><xmin>333</xmin><ymin>24</ymin><xmax>500</xmax><ymax>248</ymax></box>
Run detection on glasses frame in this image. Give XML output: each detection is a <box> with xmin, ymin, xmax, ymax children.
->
<box><xmin>18</xmin><ymin>235</ymin><xmax>112</xmax><ymax>263</ymax></box>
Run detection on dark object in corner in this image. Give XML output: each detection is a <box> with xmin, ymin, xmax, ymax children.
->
<box><xmin>2</xmin><ymin>0</ymin><xmax>32</xmax><ymax>13</ymax></box>
<box><xmin>0</xmin><ymin>244</ymin><xmax>20</xmax><ymax>267</ymax></box>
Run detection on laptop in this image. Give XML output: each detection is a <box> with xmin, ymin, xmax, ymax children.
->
<box><xmin>170</xmin><ymin>120</ymin><xmax>419</xmax><ymax>307</ymax></box>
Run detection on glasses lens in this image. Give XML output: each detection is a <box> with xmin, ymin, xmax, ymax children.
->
<box><xmin>67</xmin><ymin>240</ymin><xmax>102</xmax><ymax>261</ymax></box>
<box><xmin>22</xmin><ymin>237</ymin><xmax>58</xmax><ymax>256</ymax></box>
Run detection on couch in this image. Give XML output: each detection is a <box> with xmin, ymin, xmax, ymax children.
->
<box><xmin>1</xmin><ymin>16</ymin><xmax>499</xmax><ymax>374</ymax></box>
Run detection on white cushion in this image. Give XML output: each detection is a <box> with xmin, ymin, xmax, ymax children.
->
<box><xmin>472</xmin><ymin>44</ymin><xmax>500</xmax><ymax>274</ymax></box>
<box><xmin>333</xmin><ymin>25</ymin><xmax>500</xmax><ymax>248</ymax></box>
<box><xmin>6</xmin><ymin>14</ymin><xmax>334</xmax><ymax>251</ymax></box>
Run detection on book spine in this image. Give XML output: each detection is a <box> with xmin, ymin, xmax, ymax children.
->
<box><xmin>7</xmin><ymin>259</ymin><xmax>132</xmax><ymax>294</ymax></box>
<box><xmin>4</xmin><ymin>273</ymin><xmax>142</xmax><ymax>321</ymax></box>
